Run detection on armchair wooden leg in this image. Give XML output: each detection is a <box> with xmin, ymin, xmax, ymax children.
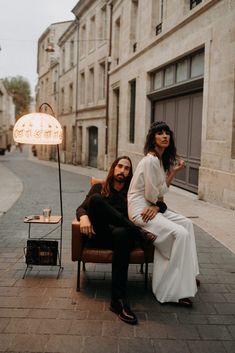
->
<box><xmin>82</xmin><ymin>261</ymin><xmax>86</xmax><ymax>271</ymax></box>
<box><xmin>140</xmin><ymin>264</ymin><xmax>144</xmax><ymax>274</ymax></box>
<box><xmin>77</xmin><ymin>261</ymin><xmax>81</xmax><ymax>292</ymax></box>
<box><xmin>144</xmin><ymin>263</ymin><xmax>148</xmax><ymax>289</ymax></box>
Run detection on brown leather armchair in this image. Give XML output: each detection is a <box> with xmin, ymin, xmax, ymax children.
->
<box><xmin>71</xmin><ymin>218</ymin><xmax>154</xmax><ymax>291</ymax></box>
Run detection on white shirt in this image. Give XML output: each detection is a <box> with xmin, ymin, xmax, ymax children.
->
<box><xmin>128</xmin><ymin>153</ymin><xmax>168</xmax><ymax>220</ymax></box>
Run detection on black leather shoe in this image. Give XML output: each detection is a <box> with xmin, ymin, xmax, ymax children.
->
<box><xmin>178</xmin><ymin>298</ymin><xmax>193</xmax><ymax>308</ymax></box>
<box><xmin>110</xmin><ymin>299</ymin><xmax>138</xmax><ymax>325</ymax></box>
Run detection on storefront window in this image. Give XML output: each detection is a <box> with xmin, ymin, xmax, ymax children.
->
<box><xmin>191</xmin><ymin>52</ymin><xmax>204</xmax><ymax>78</ymax></box>
<box><xmin>164</xmin><ymin>65</ymin><xmax>174</xmax><ymax>86</ymax></box>
<box><xmin>151</xmin><ymin>50</ymin><xmax>204</xmax><ymax>91</ymax></box>
<box><xmin>153</xmin><ymin>71</ymin><xmax>163</xmax><ymax>90</ymax></box>
<box><xmin>176</xmin><ymin>59</ymin><xmax>188</xmax><ymax>82</ymax></box>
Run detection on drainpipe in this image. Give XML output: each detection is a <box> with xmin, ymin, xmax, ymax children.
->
<box><xmin>74</xmin><ymin>16</ymin><xmax>80</xmax><ymax>165</ymax></box>
<box><xmin>105</xmin><ymin>2</ymin><xmax>113</xmax><ymax>164</ymax></box>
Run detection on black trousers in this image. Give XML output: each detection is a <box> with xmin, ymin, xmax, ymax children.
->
<box><xmin>87</xmin><ymin>194</ymin><xmax>137</xmax><ymax>300</ymax></box>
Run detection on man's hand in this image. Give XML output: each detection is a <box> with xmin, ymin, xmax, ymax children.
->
<box><xmin>141</xmin><ymin>205</ymin><xmax>159</xmax><ymax>223</ymax></box>
<box><xmin>80</xmin><ymin>215</ymin><xmax>95</xmax><ymax>238</ymax></box>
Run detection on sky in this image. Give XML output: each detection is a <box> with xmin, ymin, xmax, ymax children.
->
<box><xmin>0</xmin><ymin>0</ymin><xmax>78</xmax><ymax>95</ymax></box>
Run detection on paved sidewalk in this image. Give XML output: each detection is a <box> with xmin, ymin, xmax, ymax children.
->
<box><xmin>0</xmin><ymin>162</ymin><xmax>23</xmax><ymax>217</ymax></box>
<box><xmin>0</xmin><ymin>148</ymin><xmax>234</xmax><ymax>353</ymax></box>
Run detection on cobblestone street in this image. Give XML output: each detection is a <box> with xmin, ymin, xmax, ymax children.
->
<box><xmin>0</xmin><ymin>148</ymin><xmax>235</xmax><ymax>353</ymax></box>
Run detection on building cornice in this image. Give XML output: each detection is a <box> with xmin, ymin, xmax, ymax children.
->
<box><xmin>58</xmin><ymin>20</ymin><xmax>78</xmax><ymax>46</ymax></box>
<box><xmin>38</xmin><ymin>21</ymin><xmax>74</xmax><ymax>43</ymax></box>
<box><xmin>76</xmin><ymin>104</ymin><xmax>106</xmax><ymax>114</ymax></box>
<box><xmin>72</xmin><ymin>0</ymin><xmax>95</xmax><ymax>18</ymax></box>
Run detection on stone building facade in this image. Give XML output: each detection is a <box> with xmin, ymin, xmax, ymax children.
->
<box><xmin>36</xmin><ymin>0</ymin><xmax>235</xmax><ymax>209</ymax></box>
<box><xmin>57</xmin><ymin>21</ymin><xmax>79</xmax><ymax>164</ymax></box>
<box><xmin>72</xmin><ymin>0</ymin><xmax>111</xmax><ymax>169</ymax></box>
<box><xmin>36</xmin><ymin>21</ymin><xmax>73</xmax><ymax>160</ymax></box>
<box><xmin>107</xmin><ymin>0</ymin><xmax>235</xmax><ymax>209</ymax></box>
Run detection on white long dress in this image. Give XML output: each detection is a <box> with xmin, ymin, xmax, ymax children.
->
<box><xmin>128</xmin><ymin>154</ymin><xmax>199</xmax><ymax>303</ymax></box>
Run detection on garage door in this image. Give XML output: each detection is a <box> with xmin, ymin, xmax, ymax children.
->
<box><xmin>153</xmin><ymin>92</ymin><xmax>203</xmax><ymax>193</ymax></box>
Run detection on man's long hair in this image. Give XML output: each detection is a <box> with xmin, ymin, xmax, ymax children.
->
<box><xmin>144</xmin><ymin>121</ymin><xmax>176</xmax><ymax>172</ymax></box>
<box><xmin>101</xmin><ymin>156</ymin><xmax>133</xmax><ymax>197</ymax></box>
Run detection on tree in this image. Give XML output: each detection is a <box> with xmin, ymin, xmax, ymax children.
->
<box><xmin>3</xmin><ymin>76</ymin><xmax>31</xmax><ymax>120</ymax></box>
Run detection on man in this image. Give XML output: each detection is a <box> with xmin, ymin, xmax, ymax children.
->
<box><xmin>76</xmin><ymin>156</ymin><xmax>156</xmax><ymax>325</ymax></box>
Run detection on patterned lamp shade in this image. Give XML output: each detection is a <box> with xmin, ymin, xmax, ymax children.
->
<box><xmin>13</xmin><ymin>112</ymin><xmax>63</xmax><ymax>145</ymax></box>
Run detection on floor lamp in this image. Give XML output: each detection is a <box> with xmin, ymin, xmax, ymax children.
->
<box><xmin>13</xmin><ymin>103</ymin><xmax>64</xmax><ymax>276</ymax></box>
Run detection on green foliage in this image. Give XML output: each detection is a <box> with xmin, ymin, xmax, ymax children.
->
<box><xmin>3</xmin><ymin>76</ymin><xmax>31</xmax><ymax>119</ymax></box>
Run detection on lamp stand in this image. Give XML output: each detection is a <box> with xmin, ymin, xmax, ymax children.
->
<box><xmin>56</xmin><ymin>144</ymin><xmax>63</xmax><ymax>277</ymax></box>
<box><xmin>14</xmin><ymin>102</ymin><xmax>64</xmax><ymax>279</ymax></box>
<box><xmin>57</xmin><ymin>144</ymin><xmax>63</xmax><ymax>222</ymax></box>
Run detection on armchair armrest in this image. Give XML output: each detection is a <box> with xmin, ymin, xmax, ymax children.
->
<box><xmin>71</xmin><ymin>218</ymin><xmax>84</xmax><ymax>261</ymax></box>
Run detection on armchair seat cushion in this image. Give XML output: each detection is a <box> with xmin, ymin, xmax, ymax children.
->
<box><xmin>71</xmin><ymin>218</ymin><xmax>154</xmax><ymax>290</ymax></box>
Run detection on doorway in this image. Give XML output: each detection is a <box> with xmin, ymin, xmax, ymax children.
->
<box><xmin>88</xmin><ymin>126</ymin><xmax>98</xmax><ymax>168</ymax></box>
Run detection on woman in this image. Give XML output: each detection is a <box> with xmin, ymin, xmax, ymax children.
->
<box><xmin>128</xmin><ymin>121</ymin><xmax>199</xmax><ymax>306</ymax></box>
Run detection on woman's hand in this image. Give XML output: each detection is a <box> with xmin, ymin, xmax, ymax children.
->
<box><xmin>173</xmin><ymin>158</ymin><xmax>186</xmax><ymax>173</ymax></box>
<box><xmin>141</xmin><ymin>205</ymin><xmax>159</xmax><ymax>223</ymax></box>
<box><xmin>166</xmin><ymin>158</ymin><xmax>186</xmax><ymax>186</ymax></box>
<box><xmin>80</xmin><ymin>215</ymin><xmax>95</xmax><ymax>238</ymax></box>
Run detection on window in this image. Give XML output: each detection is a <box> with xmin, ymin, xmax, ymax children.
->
<box><xmin>53</xmin><ymin>69</ymin><xmax>58</xmax><ymax>94</ymax></box>
<box><xmin>151</xmin><ymin>50</ymin><xmax>204</xmax><ymax>91</ymax></box>
<box><xmin>153</xmin><ymin>71</ymin><xmax>163</xmax><ymax>90</ymax></box>
<box><xmin>100</xmin><ymin>5</ymin><xmax>107</xmax><ymax>41</ymax></box>
<box><xmin>129</xmin><ymin>79</ymin><xmax>136</xmax><ymax>143</ymax></box>
<box><xmin>70</xmin><ymin>40</ymin><xmax>74</xmax><ymax>67</ymax></box>
<box><xmin>41</xmin><ymin>43</ymin><xmax>45</xmax><ymax>65</ymax></box>
<box><xmin>88</xmin><ymin>67</ymin><xmax>94</xmax><ymax>103</ymax></box>
<box><xmin>40</xmin><ymin>80</ymin><xmax>44</xmax><ymax>101</ymax></box>
<box><xmin>62</xmin><ymin>48</ymin><xmax>65</xmax><ymax>73</ymax></box>
<box><xmin>72</xmin><ymin>125</ymin><xmax>76</xmax><ymax>146</ymax></box>
<box><xmin>61</xmin><ymin>88</ymin><xmax>64</xmax><ymax>113</ymax></box>
<box><xmin>80</xmin><ymin>24</ymin><xmax>86</xmax><ymax>57</ymax></box>
<box><xmin>63</xmin><ymin>126</ymin><xmax>66</xmax><ymax>151</ymax></box>
<box><xmin>190</xmin><ymin>0</ymin><xmax>202</xmax><ymax>10</ymax></box>
<box><xmin>176</xmin><ymin>59</ymin><xmax>188</xmax><ymax>83</ymax></box>
<box><xmin>69</xmin><ymin>83</ymin><xmax>73</xmax><ymax>112</ymax></box>
<box><xmin>164</xmin><ymin>65</ymin><xmax>174</xmax><ymax>86</ymax></box>
<box><xmin>130</xmin><ymin>0</ymin><xmax>139</xmax><ymax>52</ymax></box>
<box><xmin>45</xmin><ymin>78</ymin><xmax>49</xmax><ymax>97</ymax></box>
<box><xmin>190</xmin><ymin>51</ymin><xmax>204</xmax><ymax>78</ymax></box>
<box><xmin>80</xmin><ymin>72</ymin><xmax>85</xmax><ymax>104</ymax></box>
<box><xmin>114</xmin><ymin>18</ymin><xmax>121</xmax><ymax>65</ymax></box>
<box><xmin>99</xmin><ymin>61</ymin><xmax>106</xmax><ymax>100</ymax></box>
<box><xmin>113</xmin><ymin>88</ymin><xmax>120</xmax><ymax>156</ymax></box>
<box><xmin>152</xmin><ymin>0</ymin><xmax>162</xmax><ymax>34</ymax></box>
<box><xmin>53</xmin><ymin>82</ymin><xmax>57</xmax><ymax>95</ymax></box>
<box><xmin>89</xmin><ymin>15</ymin><xmax>96</xmax><ymax>52</ymax></box>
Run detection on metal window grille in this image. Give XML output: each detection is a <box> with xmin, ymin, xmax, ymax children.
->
<box><xmin>156</xmin><ymin>23</ymin><xmax>162</xmax><ymax>35</ymax></box>
<box><xmin>190</xmin><ymin>0</ymin><xmax>202</xmax><ymax>10</ymax></box>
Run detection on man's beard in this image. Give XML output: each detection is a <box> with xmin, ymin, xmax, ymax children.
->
<box><xmin>114</xmin><ymin>174</ymin><xmax>126</xmax><ymax>183</ymax></box>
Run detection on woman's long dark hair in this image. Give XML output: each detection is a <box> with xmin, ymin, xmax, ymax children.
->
<box><xmin>101</xmin><ymin>156</ymin><xmax>133</xmax><ymax>197</ymax></box>
<box><xmin>144</xmin><ymin>121</ymin><xmax>176</xmax><ymax>172</ymax></box>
